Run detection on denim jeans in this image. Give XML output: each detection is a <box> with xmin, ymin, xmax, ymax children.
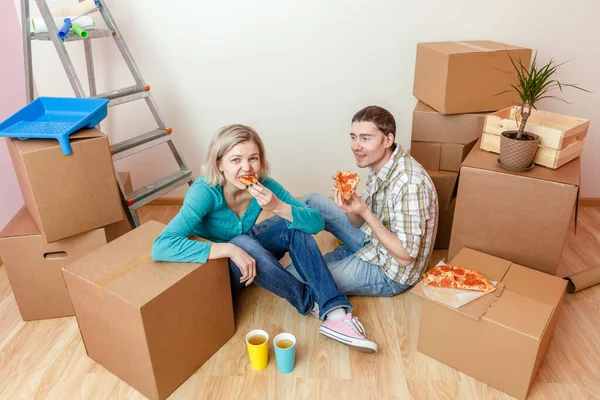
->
<box><xmin>228</xmin><ymin>216</ymin><xmax>352</xmax><ymax>319</ymax></box>
<box><xmin>286</xmin><ymin>193</ymin><xmax>412</xmax><ymax>297</ymax></box>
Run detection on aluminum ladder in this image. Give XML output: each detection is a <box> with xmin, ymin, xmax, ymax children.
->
<box><xmin>21</xmin><ymin>0</ymin><xmax>193</xmax><ymax>227</ymax></box>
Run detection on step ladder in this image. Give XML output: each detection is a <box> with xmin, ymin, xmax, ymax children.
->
<box><xmin>21</xmin><ymin>0</ymin><xmax>193</xmax><ymax>227</ymax></box>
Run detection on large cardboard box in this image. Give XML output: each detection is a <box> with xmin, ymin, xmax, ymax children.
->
<box><xmin>429</xmin><ymin>171</ymin><xmax>458</xmax><ymax>249</ymax></box>
<box><xmin>62</xmin><ymin>221</ymin><xmax>235</xmax><ymax>400</ymax></box>
<box><xmin>449</xmin><ymin>141</ymin><xmax>579</xmax><ymax>275</ymax></box>
<box><xmin>480</xmin><ymin>106</ymin><xmax>590</xmax><ymax>169</ymax></box>
<box><xmin>0</xmin><ymin>206</ymin><xmax>129</xmax><ymax>321</ymax></box>
<box><xmin>412</xmin><ymin>248</ymin><xmax>567</xmax><ymax>400</ymax></box>
<box><xmin>7</xmin><ymin>129</ymin><xmax>123</xmax><ymax>242</ymax></box>
<box><xmin>412</xmin><ymin>101</ymin><xmax>485</xmax><ymax>144</ymax></box>
<box><xmin>413</xmin><ymin>41</ymin><xmax>532</xmax><ymax>114</ymax></box>
<box><xmin>411</xmin><ymin>140</ymin><xmax>477</xmax><ymax>172</ymax></box>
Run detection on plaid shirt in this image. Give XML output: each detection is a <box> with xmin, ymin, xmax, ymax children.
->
<box><xmin>355</xmin><ymin>146</ymin><xmax>438</xmax><ymax>285</ymax></box>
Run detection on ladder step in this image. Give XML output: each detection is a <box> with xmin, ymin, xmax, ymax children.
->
<box><xmin>110</xmin><ymin>128</ymin><xmax>172</xmax><ymax>160</ymax></box>
<box><xmin>32</xmin><ymin>28</ymin><xmax>113</xmax><ymax>42</ymax></box>
<box><xmin>92</xmin><ymin>84</ymin><xmax>150</xmax><ymax>106</ymax></box>
<box><xmin>126</xmin><ymin>170</ymin><xmax>193</xmax><ymax>209</ymax></box>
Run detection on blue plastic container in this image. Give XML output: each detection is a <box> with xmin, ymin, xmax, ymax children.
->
<box><xmin>0</xmin><ymin>97</ymin><xmax>109</xmax><ymax>155</ymax></box>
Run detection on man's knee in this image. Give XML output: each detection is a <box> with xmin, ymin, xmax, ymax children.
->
<box><xmin>302</xmin><ymin>192</ymin><xmax>329</xmax><ymax>209</ymax></box>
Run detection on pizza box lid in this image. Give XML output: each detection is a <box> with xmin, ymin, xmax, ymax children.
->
<box><xmin>412</xmin><ymin>248</ymin><xmax>566</xmax><ymax>330</ymax></box>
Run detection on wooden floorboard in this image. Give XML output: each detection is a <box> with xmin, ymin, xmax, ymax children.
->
<box><xmin>0</xmin><ymin>204</ymin><xmax>598</xmax><ymax>399</ymax></box>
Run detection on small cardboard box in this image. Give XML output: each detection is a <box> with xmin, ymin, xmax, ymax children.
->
<box><xmin>412</xmin><ymin>248</ymin><xmax>567</xmax><ymax>400</ymax></box>
<box><xmin>480</xmin><ymin>106</ymin><xmax>590</xmax><ymax>169</ymax></box>
<box><xmin>428</xmin><ymin>171</ymin><xmax>458</xmax><ymax>249</ymax></box>
<box><xmin>449</xmin><ymin>141</ymin><xmax>579</xmax><ymax>275</ymax></box>
<box><xmin>62</xmin><ymin>221</ymin><xmax>235</xmax><ymax>400</ymax></box>
<box><xmin>411</xmin><ymin>140</ymin><xmax>477</xmax><ymax>172</ymax></box>
<box><xmin>7</xmin><ymin>128</ymin><xmax>123</xmax><ymax>242</ymax></box>
<box><xmin>413</xmin><ymin>41</ymin><xmax>532</xmax><ymax>114</ymax></box>
<box><xmin>412</xmin><ymin>101</ymin><xmax>485</xmax><ymax>144</ymax></box>
<box><xmin>0</xmin><ymin>206</ymin><xmax>128</xmax><ymax>321</ymax></box>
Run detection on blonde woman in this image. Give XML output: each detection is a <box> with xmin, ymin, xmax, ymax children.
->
<box><xmin>152</xmin><ymin>124</ymin><xmax>377</xmax><ymax>353</ymax></box>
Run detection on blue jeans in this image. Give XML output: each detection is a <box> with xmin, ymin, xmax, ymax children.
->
<box><xmin>286</xmin><ymin>193</ymin><xmax>411</xmax><ymax>297</ymax></box>
<box><xmin>228</xmin><ymin>216</ymin><xmax>352</xmax><ymax>319</ymax></box>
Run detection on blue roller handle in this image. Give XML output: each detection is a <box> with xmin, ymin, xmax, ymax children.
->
<box><xmin>58</xmin><ymin>18</ymin><xmax>72</xmax><ymax>40</ymax></box>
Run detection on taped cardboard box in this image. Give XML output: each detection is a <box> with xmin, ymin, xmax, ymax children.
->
<box><xmin>0</xmin><ymin>205</ymin><xmax>130</xmax><ymax>321</ymax></box>
<box><xmin>449</xmin><ymin>141</ymin><xmax>579</xmax><ymax>275</ymax></box>
<box><xmin>7</xmin><ymin>129</ymin><xmax>123</xmax><ymax>242</ymax></box>
<box><xmin>62</xmin><ymin>221</ymin><xmax>235</xmax><ymax>400</ymax></box>
<box><xmin>412</xmin><ymin>248</ymin><xmax>567</xmax><ymax>400</ymax></box>
<box><xmin>412</xmin><ymin>101</ymin><xmax>485</xmax><ymax>144</ymax></box>
<box><xmin>411</xmin><ymin>140</ymin><xmax>477</xmax><ymax>172</ymax></box>
<box><xmin>428</xmin><ymin>170</ymin><xmax>458</xmax><ymax>249</ymax></box>
<box><xmin>413</xmin><ymin>41</ymin><xmax>532</xmax><ymax>114</ymax></box>
<box><xmin>480</xmin><ymin>106</ymin><xmax>590</xmax><ymax>169</ymax></box>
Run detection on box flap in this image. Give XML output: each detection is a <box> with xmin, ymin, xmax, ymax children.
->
<box><xmin>502</xmin><ymin>264</ymin><xmax>567</xmax><ymax>306</ymax></box>
<box><xmin>0</xmin><ymin>206</ymin><xmax>40</xmax><ymax>238</ymax></box>
<box><xmin>421</xmin><ymin>41</ymin><xmax>526</xmax><ymax>55</ymax></box>
<box><xmin>10</xmin><ymin>128</ymin><xmax>105</xmax><ymax>153</ymax></box>
<box><xmin>449</xmin><ymin>247</ymin><xmax>512</xmax><ymax>282</ymax></box>
<box><xmin>428</xmin><ymin>170</ymin><xmax>458</xmax><ymax>209</ymax></box>
<box><xmin>63</xmin><ymin>221</ymin><xmax>202</xmax><ymax>307</ymax></box>
<box><xmin>483</xmin><ymin>290</ymin><xmax>554</xmax><ymax>340</ymax></box>
<box><xmin>465</xmin><ymin>140</ymin><xmax>581</xmax><ymax>186</ymax></box>
<box><xmin>411</xmin><ymin>280</ymin><xmax>505</xmax><ymax>321</ymax></box>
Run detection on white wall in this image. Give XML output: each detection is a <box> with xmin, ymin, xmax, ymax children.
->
<box><xmin>15</xmin><ymin>0</ymin><xmax>600</xmax><ymax>197</ymax></box>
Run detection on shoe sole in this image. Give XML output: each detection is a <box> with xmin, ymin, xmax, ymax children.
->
<box><xmin>318</xmin><ymin>326</ymin><xmax>378</xmax><ymax>353</ymax></box>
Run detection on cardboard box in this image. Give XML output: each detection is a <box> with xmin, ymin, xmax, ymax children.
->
<box><xmin>0</xmin><ymin>206</ymin><xmax>128</xmax><ymax>321</ymax></box>
<box><xmin>480</xmin><ymin>106</ymin><xmax>590</xmax><ymax>169</ymax></box>
<box><xmin>412</xmin><ymin>248</ymin><xmax>567</xmax><ymax>400</ymax></box>
<box><xmin>7</xmin><ymin>128</ymin><xmax>123</xmax><ymax>242</ymax></box>
<box><xmin>62</xmin><ymin>221</ymin><xmax>235</xmax><ymax>400</ymax></box>
<box><xmin>449</xmin><ymin>141</ymin><xmax>579</xmax><ymax>275</ymax></box>
<box><xmin>429</xmin><ymin>171</ymin><xmax>458</xmax><ymax>249</ymax></box>
<box><xmin>412</xmin><ymin>101</ymin><xmax>486</xmax><ymax>144</ymax></box>
<box><xmin>413</xmin><ymin>41</ymin><xmax>532</xmax><ymax>114</ymax></box>
<box><xmin>411</xmin><ymin>139</ymin><xmax>477</xmax><ymax>172</ymax></box>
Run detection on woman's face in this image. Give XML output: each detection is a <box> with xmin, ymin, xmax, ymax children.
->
<box><xmin>218</xmin><ymin>140</ymin><xmax>261</xmax><ymax>190</ymax></box>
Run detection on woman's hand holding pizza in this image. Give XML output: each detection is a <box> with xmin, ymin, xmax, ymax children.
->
<box><xmin>247</xmin><ymin>182</ymin><xmax>282</xmax><ymax>212</ymax></box>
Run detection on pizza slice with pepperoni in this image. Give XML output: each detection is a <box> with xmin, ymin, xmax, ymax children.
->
<box><xmin>335</xmin><ymin>171</ymin><xmax>360</xmax><ymax>200</ymax></box>
<box><xmin>238</xmin><ymin>174</ymin><xmax>259</xmax><ymax>186</ymax></box>
<box><xmin>422</xmin><ymin>265</ymin><xmax>495</xmax><ymax>292</ymax></box>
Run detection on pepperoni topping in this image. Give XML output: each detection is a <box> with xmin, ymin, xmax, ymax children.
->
<box><xmin>428</xmin><ymin>269</ymin><xmax>441</xmax><ymax>276</ymax></box>
<box><xmin>440</xmin><ymin>278</ymin><xmax>453</xmax><ymax>287</ymax></box>
<box><xmin>454</xmin><ymin>268</ymin><xmax>465</xmax><ymax>276</ymax></box>
<box><xmin>343</xmin><ymin>184</ymin><xmax>352</xmax><ymax>192</ymax></box>
<box><xmin>428</xmin><ymin>281</ymin><xmax>439</xmax><ymax>287</ymax></box>
<box><xmin>441</xmin><ymin>266</ymin><xmax>453</xmax><ymax>272</ymax></box>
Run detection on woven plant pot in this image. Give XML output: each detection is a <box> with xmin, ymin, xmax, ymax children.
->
<box><xmin>499</xmin><ymin>130</ymin><xmax>540</xmax><ymax>171</ymax></box>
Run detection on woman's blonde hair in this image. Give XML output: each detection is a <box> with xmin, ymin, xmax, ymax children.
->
<box><xmin>203</xmin><ymin>124</ymin><xmax>270</xmax><ymax>186</ymax></box>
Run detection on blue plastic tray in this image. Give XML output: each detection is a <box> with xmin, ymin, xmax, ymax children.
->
<box><xmin>0</xmin><ymin>97</ymin><xmax>109</xmax><ymax>155</ymax></box>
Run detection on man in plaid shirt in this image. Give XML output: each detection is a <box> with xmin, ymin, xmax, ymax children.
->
<box><xmin>289</xmin><ymin>105</ymin><xmax>438</xmax><ymax>296</ymax></box>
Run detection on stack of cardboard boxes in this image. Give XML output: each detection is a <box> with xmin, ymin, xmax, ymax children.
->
<box><xmin>0</xmin><ymin>129</ymin><xmax>129</xmax><ymax>321</ymax></box>
<box><xmin>409</xmin><ymin>41</ymin><xmax>577</xmax><ymax>399</ymax></box>
<box><xmin>0</xmin><ymin>127</ymin><xmax>236</xmax><ymax>400</ymax></box>
<box><xmin>410</xmin><ymin>41</ymin><xmax>532</xmax><ymax>249</ymax></box>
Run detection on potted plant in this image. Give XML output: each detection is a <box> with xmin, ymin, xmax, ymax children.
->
<box><xmin>497</xmin><ymin>52</ymin><xmax>588</xmax><ymax>171</ymax></box>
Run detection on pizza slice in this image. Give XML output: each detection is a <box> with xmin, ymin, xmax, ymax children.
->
<box><xmin>422</xmin><ymin>265</ymin><xmax>495</xmax><ymax>292</ymax></box>
<box><xmin>238</xmin><ymin>174</ymin><xmax>259</xmax><ymax>186</ymax></box>
<box><xmin>335</xmin><ymin>171</ymin><xmax>360</xmax><ymax>200</ymax></box>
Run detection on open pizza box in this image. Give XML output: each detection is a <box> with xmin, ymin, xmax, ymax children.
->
<box><xmin>412</xmin><ymin>247</ymin><xmax>567</xmax><ymax>400</ymax></box>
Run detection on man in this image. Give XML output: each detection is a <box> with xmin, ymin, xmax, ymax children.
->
<box><xmin>288</xmin><ymin>105</ymin><xmax>438</xmax><ymax>296</ymax></box>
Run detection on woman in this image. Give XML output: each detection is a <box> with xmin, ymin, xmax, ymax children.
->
<box><xmin>152</xmin><ymin>124</ymin><xmax>377</xmax><ymax>353</ymax></box>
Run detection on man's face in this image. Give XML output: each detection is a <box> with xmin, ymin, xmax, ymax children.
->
<box><xmin>350</xmin><ymin>121</ymin><xmax>393</xmax><ymax>172</ymax></box>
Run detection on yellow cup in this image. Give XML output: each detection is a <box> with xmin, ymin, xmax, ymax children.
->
<box><xmin>245</xmin><ymin>329</ymin><xmax>269</xmax><ymax>370</ymax></box>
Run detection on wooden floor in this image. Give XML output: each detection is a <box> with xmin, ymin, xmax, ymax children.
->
<box><xmin>1</xmin><ymin>205</ymin><xmax>599</xmax><ymax>400</ymax></box>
